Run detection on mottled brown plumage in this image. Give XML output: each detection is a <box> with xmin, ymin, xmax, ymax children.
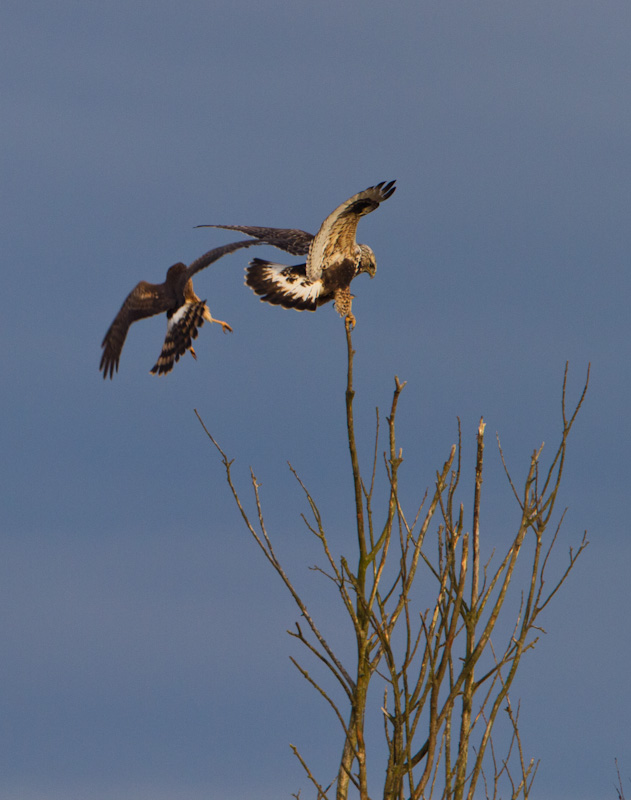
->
<box><xmin>99</xmin><ymin>239</ymin><xmax>260</xmax><ymax>379</ymax></box>
<box><xmin>196</xmin><ymin>180</ymin><xmax>396</xmax><ymax>328</ymax></box>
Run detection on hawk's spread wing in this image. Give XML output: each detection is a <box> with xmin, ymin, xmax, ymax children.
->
<box><xmin>100</xmin><ymin>282</ymin><xmax>168</xmax><ymax>379</ymax></box>
<box><xmin>245</xmin><ymin>258</ymin><xmax>324</xmax><ymax>310</ymax></box>
<box><xmin>150</xmin><ymin>300</ymin><xmax>207</xmax><ymax>376</ymax></box>
<box><xmin>195</xmin><ymin>225</ymin><xmax>314</xmax><ymax>256</ymax></box>
<box><xmin>306</xmin><ymin>180</ymin><xmax>396</xmax><ymax>280</ymax></box>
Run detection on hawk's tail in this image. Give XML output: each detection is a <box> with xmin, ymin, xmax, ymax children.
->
<box><xmin>245</xmin><ymin>258</ymin><xmax>323</xmax><ymax>311</ymax></box>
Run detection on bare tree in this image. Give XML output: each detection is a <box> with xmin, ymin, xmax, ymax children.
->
<box><xmin>196</xmin><ymin>326</ymin><xmax>589</xmax><ymax>800</ymax></box>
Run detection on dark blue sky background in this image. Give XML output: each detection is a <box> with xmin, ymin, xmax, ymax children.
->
<box><xmin>2</xmin><ymin>2</ymin><xmax>629</xmax><ymax>798</ymax></box>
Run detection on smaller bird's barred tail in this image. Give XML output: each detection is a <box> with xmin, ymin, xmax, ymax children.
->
<box><xmin>150</xmin><ymin>301</ymin><xmax>207</xmax><ymax>376</ymax></box>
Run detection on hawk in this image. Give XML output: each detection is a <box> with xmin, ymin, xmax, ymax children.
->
<box><xmin>196</xmin><ymin>180</ymin><xmax>396</xmax><ymax>328</ymax></box>
<box><xmin>99</xmin><ymin>239</ymin><xmax>261</xmax><ymax>379</ymax></box>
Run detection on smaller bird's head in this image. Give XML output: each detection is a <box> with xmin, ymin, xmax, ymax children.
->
<box><xmin>358</xmin><ymin>244</ymin><xmax>377</xmax><ymax>278</ymax></box>
<box><xmin>165</xmin><ymin>262</ymin><xmax>188</xmax><ymax>282</ymax></box>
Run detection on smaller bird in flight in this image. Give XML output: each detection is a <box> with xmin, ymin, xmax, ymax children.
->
<box><xmin>99</xmin><ymin>239</ymin><xmax>260</xmax><ymax>379</ymax></box>
<box><xmin>196</xmin><ymin>180</ymin><xmax>396</xmax><ymax>328</ymax></box>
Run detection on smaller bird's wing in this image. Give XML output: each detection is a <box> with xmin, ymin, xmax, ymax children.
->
<box><xmin>100</xmin><ymin>282</ymin><xmax>167</xmax><ymax>379</ymax></box>
<box><xmin>186</xmin><ymin>238</ymin><xmax>266</xmax><ymax>278</ymax></box>
<box><xmin>150</xmin><ymin>300</ymin><xmax>207</xmax><ymax>376</ymax></box>
<box><xmin>306</xmin><ymin>180</ymin><xmax>396</xmax><ymax>280</ymax></box>
<box><xmin>195</xmin><ymin>225</ymin><xmax>314</xmax><ymax>256</ymax></box>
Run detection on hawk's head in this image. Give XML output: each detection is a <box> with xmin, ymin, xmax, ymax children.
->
<box><xmin>358</xmin><ymin>244</ymin><xmax>377</xmax><ymax>278</ymax></box>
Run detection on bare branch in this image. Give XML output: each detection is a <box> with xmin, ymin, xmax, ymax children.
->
<box><xmin>290</xmin><ymin>743</ymin><xmax>332</xmax><ymax>800</ymax></box>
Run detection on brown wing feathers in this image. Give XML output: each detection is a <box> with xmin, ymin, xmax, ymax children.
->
<box><xmin>100</xmin><ymin>282</ymin><xmax>169</xmax><ymax>379</ymax></box>
<box><xmin>195</xmin><ymin>224</ymin><xmax>314</xmax><ymax>256</ymax></box>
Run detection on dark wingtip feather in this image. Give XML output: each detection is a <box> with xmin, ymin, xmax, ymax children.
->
<box><xmin>376</xmin><ymin>179</ymin><xmax>396</xmax><ymax>200</ymax></box>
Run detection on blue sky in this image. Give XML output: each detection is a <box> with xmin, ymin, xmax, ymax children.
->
<box><xmin>2</xmin><ymin>1</ymin><xmax>630</xmax><ymax>798</ymax></box>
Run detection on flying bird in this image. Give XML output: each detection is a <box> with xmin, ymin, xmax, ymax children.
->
<box><xmin>196</xmin><ymin>180</ymin><xmax>396</xmax><ymax>328</ymax></box>
<box><xmin>99</xmin><ymin>239</ymin><xmax>261</xmax><ymax>379</ymax></box>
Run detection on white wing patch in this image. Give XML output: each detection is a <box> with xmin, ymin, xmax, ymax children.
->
<box><xmin>246</xmin><ymin>259</ymin><xmax>324</xmax><ymax>311</ymax></box>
